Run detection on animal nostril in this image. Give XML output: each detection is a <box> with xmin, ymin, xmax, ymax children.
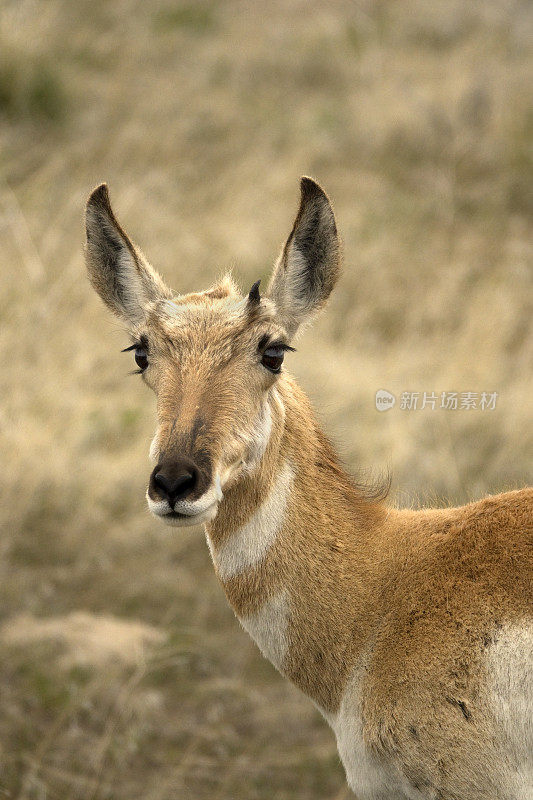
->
<box><xmin>152</xmin><ymin>464</ymin><xmax>198</xmax><ymax>507</ymax></box>
<box><xmin>154</xmin><ymin>470</ymin><xmax>195</xmax><ymax>497</ymax></box>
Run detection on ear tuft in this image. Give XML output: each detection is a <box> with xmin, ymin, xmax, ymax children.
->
<box><xmin>267</xmin><ymin>177</ymin><xmax>340</xmax><ymax>337</ymax></box>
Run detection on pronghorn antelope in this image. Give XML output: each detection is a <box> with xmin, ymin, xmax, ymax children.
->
<box><xmin>85</xmin><ymin>178</ymin><xmax>532</xmax><ymax>800</ymax></box>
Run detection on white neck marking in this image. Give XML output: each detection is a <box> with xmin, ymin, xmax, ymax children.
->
<box><xmin>239</xmin><ymin>589</ymin><xmax>291</xmax><ymax>671</ymax></box>
<box><xmin>207</xmin><ymin>460</ymin><xmax>294</xmax><ymax>581</ymax></box>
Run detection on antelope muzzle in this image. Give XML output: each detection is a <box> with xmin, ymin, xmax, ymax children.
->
<box><xmin>147</xmin><ymin>455</ymin><xmax>220</xmax><ymax>527</ymax></box>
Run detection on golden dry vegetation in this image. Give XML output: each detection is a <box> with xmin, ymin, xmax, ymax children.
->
<box><xmin>0</xmin><ymin>1</ymin><xmax>531</xmax><ymax>798</ymax></box>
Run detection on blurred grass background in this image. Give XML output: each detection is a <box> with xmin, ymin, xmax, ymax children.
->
<box><xmin>0</xmin><ymin>0</ymin><xmax>531</xmax><ymax>797</ymax></box>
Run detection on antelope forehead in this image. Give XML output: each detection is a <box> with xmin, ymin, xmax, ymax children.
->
<box><xmin>161</xmin><ymin>293</ymin><xmax>247</xmax><ymax>320</ymax></box>
<box><xmin>151</xmin><ymin>302</ymin><xmax>247</xmax><ymax>348</ymax></box>
<box><xmin>155</xmin><ymin>288</ymin><xmax>279</xmax><ymax>326</ymax></box>
<box><xmin>149</xmin><ymin>309</ymin><xmax>283</xmax><ymax>358</ymax></box>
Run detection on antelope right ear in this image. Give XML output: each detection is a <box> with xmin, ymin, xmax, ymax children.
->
<box><xmin>85</xmin><ymin>184</ymin><xmax>171</xmax><ymax>325</ymax></box>
<box><xmin>268</xmin><ymin>177</ymin><xmax>340</xmax><ymax>338</ymax></box>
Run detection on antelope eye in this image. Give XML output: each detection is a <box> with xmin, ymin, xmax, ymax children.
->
<box><xmin>135</xmin><ymin>347</ymin><xmax>149</xmax><ymax>371</ymax></box>
<box><xmin>261</xmin><ymin>346</ymin><xmax>284</xmax><ymax>374</ymax></box>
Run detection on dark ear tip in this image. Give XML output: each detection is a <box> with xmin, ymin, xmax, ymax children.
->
<box><xmin>86</xmin><ymin>182</ymin><xmax>110</xmax><ymax>211</ymax></box>
<box><xmin>299</xmin><ymin>176</ymin><xmax>327</xmax><ymax>202</ymax></box>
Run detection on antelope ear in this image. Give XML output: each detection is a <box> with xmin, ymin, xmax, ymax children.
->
<box><xmin>85</xmin><ymin>184</ymin><xmax>171</xmax><ymax>325</ymax></box>
<box><xmin>268</xmin><ymin>177</ymin><xmax>340</xmax><ymax>337</ymax></box>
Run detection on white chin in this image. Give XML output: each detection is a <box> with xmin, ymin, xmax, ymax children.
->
<box><xmin>152</xmin><ymin>503</ymin><xmax>218</xmax><ymax>528</ymax></box>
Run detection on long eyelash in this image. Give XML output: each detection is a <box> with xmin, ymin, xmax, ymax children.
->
<box><xmin>122</xmin><ymin>334</ymin><xmax>149</xmax><ymax>353</ymax></box>
<box><xmin>269</xmin><ymin>341</ymin><xmax>296</xmax><ymax>352</ymax></box>
<box><xmin>258</xmin><ymin>335</ymin><xmax>297</xmax><ymax>352</ymax></box>
<box><xmin>129</xmin><ymin>369</ymin><xmax>143</xmax><ymax>375</ymax></box>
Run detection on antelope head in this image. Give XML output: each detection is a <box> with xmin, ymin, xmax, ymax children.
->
<box><xmin>85</xmin><ymin>178</ymin><xmax>340</xmax><ymax>527</ymax></box>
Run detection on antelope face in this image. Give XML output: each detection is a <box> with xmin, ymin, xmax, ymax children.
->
<box><xmin>136</xmin><ymin>288</ymin><xmax>292</xmax><ymax>526</ymax></box>
<box><xmin>85</xmin><ymin>178</ymin><xmax>339</xmax><ymax>527</ymax></box>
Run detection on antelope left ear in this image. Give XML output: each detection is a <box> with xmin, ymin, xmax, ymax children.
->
<box><xmin>85</xmin><ymin>184</ymin><xmax>172</xmax><ymax>326</ymax></box>
<box><xmin>268</xmin><ymin>177</ymin><xmax>340</xmax><ymax>337</ymax></box>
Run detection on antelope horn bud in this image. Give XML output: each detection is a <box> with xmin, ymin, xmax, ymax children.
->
<box><xmin>248</xmin><ymin>279</ymin><xmax>261</xmax><ymax>305</ymax></box>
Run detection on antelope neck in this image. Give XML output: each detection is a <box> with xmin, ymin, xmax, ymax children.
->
<box><xmin>205</xmin><ymin>377</ymin><xmax>390</xmax><ymax>714</ymax></box>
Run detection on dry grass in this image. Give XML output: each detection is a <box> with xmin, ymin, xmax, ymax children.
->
<box><xmin>0</xmin><ymin>0</ymin><xmax>531</xmax><ymax>797</ymax></box>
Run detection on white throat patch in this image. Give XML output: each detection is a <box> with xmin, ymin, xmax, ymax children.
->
<box><xmin>208</xmin><ymin>460</ymin><xmax>294</xmax><ymax>581</ymax></box>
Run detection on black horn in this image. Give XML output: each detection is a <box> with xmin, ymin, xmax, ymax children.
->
<box><xmin>248</xmin><ymin>279</ymin><xmax>261</xmax><ymax>305</ymax></box>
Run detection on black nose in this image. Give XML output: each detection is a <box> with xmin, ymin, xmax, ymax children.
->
<box><xmin>150</xmin><ymin>458</ymin><xmax>200</xmax><ymax>508</ymax></box>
